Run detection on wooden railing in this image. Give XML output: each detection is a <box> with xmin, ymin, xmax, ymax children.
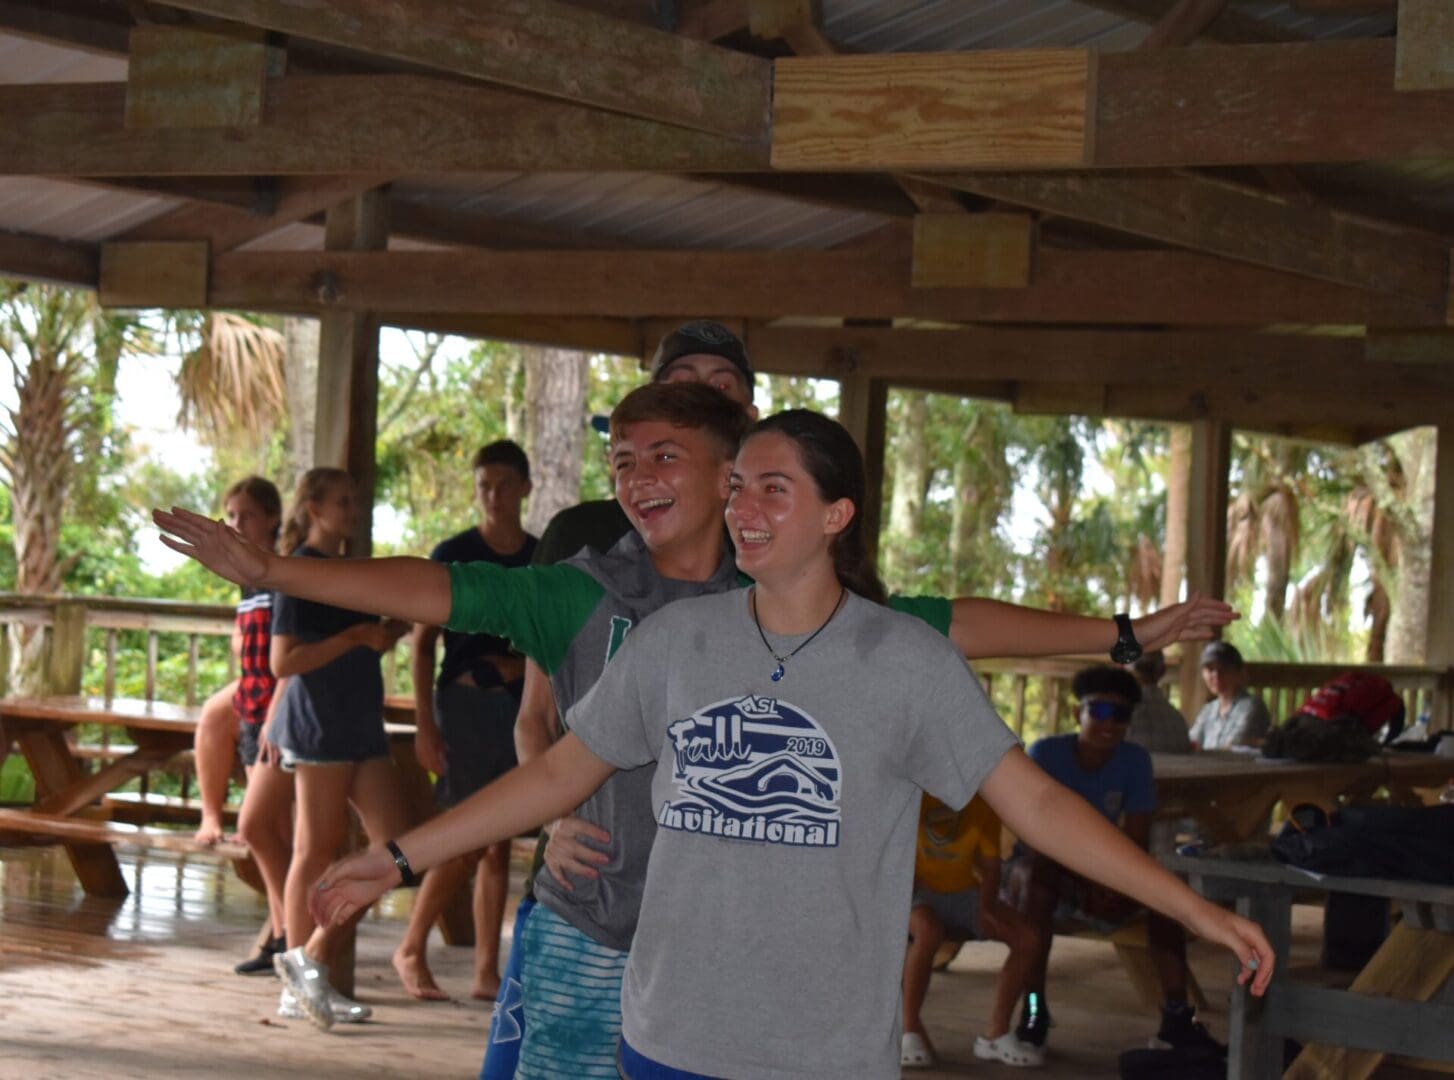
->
<box><xmin>5</xmin><ymin>592</ymin><xmax>1450</xmax><ymax>751</ymax></box>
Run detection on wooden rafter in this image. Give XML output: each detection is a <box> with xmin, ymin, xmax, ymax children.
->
<box><xmin>0</xmin><ymin>77</ymin><xmax>767</xmax><ymax>176</ymax></box>
<box><xmin>0</xmin><ymin>228</ymin><xmax>99</xmax><ymax>286</ymax></box>
<box><xmin>923</xmin><ymin>171</ymin><xmax>1451</xmax><ymax>304</ymax></box>
<box><xmin>149</xmin><ymin>0</ymin><xmax>772</xmax><ymax>141</ymax></box>
<box><xmin>193</xmin><ymin>247</ymin><xmax>1447</xmax><ymax>326</ymax></box>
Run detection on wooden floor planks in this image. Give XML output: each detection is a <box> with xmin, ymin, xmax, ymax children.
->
<box><xmin>0</xmin><ymin>844</ymin><xmax>1446</xmax><ymax>1079</ymax></box>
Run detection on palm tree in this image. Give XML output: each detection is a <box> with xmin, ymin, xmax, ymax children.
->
<box><xmin>173</xmin><ymin>311</ymin><xmax>287</xmax><ymax>450</ymax></box>
<box><xmin>1226</xmin><ymin>439</ymin><xmax>1305</xmax><ymax>623</ymax></box>
<box><xmin>0</xmin><ymin>282</ymin><xmax>148</xmax><ymax>690</ymax></box>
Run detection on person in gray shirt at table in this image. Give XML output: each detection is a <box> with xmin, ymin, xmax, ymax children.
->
<box><xmin>1125</xmin><ymin>650</ymin><xmax>1192</xmax><ymax>755</ymax></box>
<box><xmin>1189</xmin><ymin>641</ymin><xmax>1271</xmax><ymax>750</ymax></box>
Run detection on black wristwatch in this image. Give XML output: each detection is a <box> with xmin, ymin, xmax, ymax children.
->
<box><xmin>1110</xmin><ymin>613</ymin><xmax>1142</xmax><ymax>664</ymax></box>
<box><xmin>386</xmin><ymin>839</ymin><xmax>419</xmax><ymax>887</ymax></box>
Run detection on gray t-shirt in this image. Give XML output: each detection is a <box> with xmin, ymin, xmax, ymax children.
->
<box><xmin>1190</xmin><ymin>689</ymin><xmax>1271</xmax><ymax>750</ymax></box>
<box><xmin>1127</xmin><ymin>684</ymin><xmax>1192</xmax><ymax>755</ymax></box>
<box><xmin>568</xmin><ymin>589</ymin><xmax>1018</xmax><ymax>1080</ymax></box>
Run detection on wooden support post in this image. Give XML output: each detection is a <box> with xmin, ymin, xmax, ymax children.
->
<box><xmin>1226</xmin><ymin>889</ymin><xmax>1291</xmax><ymax>1080</ymax></box>
<box><xmin>1180</xmin><ymin>419</ymin><xmax>1230</xmax><ymax>718</ymax></box>
<box><xmin>1429</xmin><ymin>422</ymin><xmax>1454</xmax><ymax>730</ymax></box>
<box><xmin>1395</xmin><ymin>0</ymin><xmax>1454</xmax><ymax>90</ymax></box>
<box><xmin>44</xmin><ymin>602</ymin><xmax>86</xmax><ymax>696</ymax></box>
<box><xmin>837</xmin><ymin>372</ymin><xmax>888</xmax><ymax>566</ymax></box>
<box><xmin>315</xmin><ymin>189</ymin><xmax>388</xmax><ymax>557</ymax></box>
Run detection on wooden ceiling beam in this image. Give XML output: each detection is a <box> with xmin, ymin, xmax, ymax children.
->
<box><xmin>924</xmin><ymin>170</ymin><xmax>1450</xmax><ymax>304</ymax></box>
<box><xmin>384</xmin><ymin>313</ymin><xmax>643</xmax><ymax>355</ymax></box>
<box><xmin>772</xmin><ymin>40</ymin><xmax>1454</xmax><ymax>171</ymax></box>
<box><xmin>740</xmin><ymin>324</ymin><xmax>1454</xmax><ymax>395</ymax></box>
<box><xmin>0</xmin><ymin>76</ymin><xmax>767</xmax><ymax>176</ymax></box>
<box><xmin>0</xmin><ymin>228</ymin><xmax>99</xmax><ymax>287</ymax></box>
<box><xmin>1078</xmin><ymin>0</ymin><xmax>1297</xmax><ymax>42</ymax></box>
<box><xmin>119</xmin><ymin>175</ymin><xmax>391</xmax><ymax>251</ymax></box>
<box><xmin>150</xmin><ymin>0</ymin><xmax>771</xmax><ymax>141</ymax></box>
<box><xmin>196</xmin><ymin>247</ymin><xmax>1446</xmax><ymax>326</ymax></box>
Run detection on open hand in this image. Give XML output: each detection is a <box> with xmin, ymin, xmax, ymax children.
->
<box><xmin>542</xmin><ymin>816</ymin><xmax>612</xmax><ymax>890</ymax></box>
<box><xmin>311</xmin><ymin>846</ymin><xmax>400</xmax><ymax>928</ymax></box>
<box><xmin>1134</xmin><ymin>593</ymin><xmax>1240</xmax><ymax>653</ymax></box>
<box><xmin>153</xmin><ymin>506</ymin><xmax>272</xmax><ymax>587</ymax></box>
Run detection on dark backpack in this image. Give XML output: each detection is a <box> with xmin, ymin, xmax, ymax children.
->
<box><xmin>1296</xmin><ymin>672</ymin><xmax>1405</xmax><ymax>742</ymax></box>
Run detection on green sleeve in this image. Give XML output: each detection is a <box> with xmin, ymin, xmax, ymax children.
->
<box><xmin>889</xmin><ymin>594</ymin><xmax>952</xmax><ymax>638</ymax></box>
<box><xmin>446</xmin><ymin>562</ymin><xmax>604</xmax><ymax>675</ymax></box>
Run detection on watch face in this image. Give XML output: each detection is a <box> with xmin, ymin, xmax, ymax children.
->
<box><xmin>1111</xmin><ymin>639</ymin><xmax>1142</xmax><ymax>664</ymax></box>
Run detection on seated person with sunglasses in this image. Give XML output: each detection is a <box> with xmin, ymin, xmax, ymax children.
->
<box><xmin>1003</xmin><ymin>666</ymin><xmax>1220</xmax><ymax>1057</ymax></box>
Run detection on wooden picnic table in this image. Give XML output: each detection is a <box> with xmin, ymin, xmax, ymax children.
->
<box><xmin>1151</xmin><ymin>749</ymin><xmax>1453</xmax><ymax>842</ymax></box>
<box><xmin>1163</xmin><ymin>852</ymin><xmax>1454</xmax><ymax>1079</ymax></box>
<box><xmin>0</xmin><ymin>694</ymin><xmax>424</xmax><ymax>898</ymax></box>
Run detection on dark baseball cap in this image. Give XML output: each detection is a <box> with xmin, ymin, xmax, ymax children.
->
<box><xmin>1200</xmin><ymin>640</ymin><xmax>1244</xmax><ymax>668</ymax></box>
<box><xmin>649</xmin><ymin>320</ymin><xmax>754</xmax><ymax>387</ymax></box>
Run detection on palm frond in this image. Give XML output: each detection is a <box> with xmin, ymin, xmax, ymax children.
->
<box><xmin>175</xmin><ymin>312</ymin><xmax>287</xmax><ymax>446</ymax></box>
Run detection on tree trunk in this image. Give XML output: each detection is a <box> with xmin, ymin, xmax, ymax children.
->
<box><xmin>7</xmin><ymin>338</ymin><xmax>70</xmax><ymax>693</ymax></box>
<box><xmin>885</xmin><ymin>392</ymin><xmax>929</xmax><ymax>583</ymax></box>
<box><xmin>1161</xmin><ymin>424</ymin><xmax>1191</xmax><ymax>607</ymax></box>
<box><xmin>522</xmin><ymin>346</ymin><xmax>589</xmax><ymax>536</ymax></box>
<box><xmin>504</xmin><ymin>349</ymin><xmax>527</xmax><ymax>445</ymax></box>
<box><xmin>1386</xmin><ymin>428</ymin><xmax>1436</xmax><ymax>664</ymax></box>
<box><xmin>283</xmin><ymin>316</ymin><xmax>320</xmax><ymax>484</ymax></box>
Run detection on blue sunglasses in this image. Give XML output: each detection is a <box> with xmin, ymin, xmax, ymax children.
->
<box><xmin>1082</xmin><ymin>700</ymin><xmax>1134</xmax><ymax>724</ymax></box>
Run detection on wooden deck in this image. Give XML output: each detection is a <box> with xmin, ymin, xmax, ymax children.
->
<box><xmin>0</xmin><ymin>843</ymin><xmax>1446</xmax><ymax>1079</ymax></box>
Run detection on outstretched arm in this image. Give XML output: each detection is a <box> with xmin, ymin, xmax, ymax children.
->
<box><xmin>978</xmin><ymin>748</ymin><xmax>1274</xmax><ymax>994</ymax></box>
<box><xmin>949</xmin><ymin>592</ymin><xmax>1237</xmax><ymax>661</ymax></box>
<box><xmin>153</xmin><ymin>506</ymin><xmax>450</xmax><ymax>625</ymax></box>
<box><xmin>311</xmin><ymin>732</ymin><xmax>615</xmax><ymax>927</ymax></box>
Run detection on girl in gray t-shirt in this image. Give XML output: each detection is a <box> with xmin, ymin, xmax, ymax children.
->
<box><xmin>312</xmin><ymin>412</ymin><xmax>1276</xmax><ymax>1078</ymax></box>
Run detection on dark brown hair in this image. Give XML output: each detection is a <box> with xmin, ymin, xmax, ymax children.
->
<box><xmin>223</xmin><ymin>476</ymin><xmax>283</xmax><ymax>534</ymax></box>
<box><xmin>472</xmin><ymin>439</ymin><xmax>530</xmax><ymax>481</ymax></box>
<box><xmin>609</xmin><ymin>382</ymin><xmax>751</xmax><ymax>462</ymax></box>
<box><xmin>744</xmin><ymin>409</ymin><xmax>887</xmax><ymax>605</ymax></box>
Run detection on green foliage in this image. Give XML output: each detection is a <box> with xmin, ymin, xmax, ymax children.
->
<box><xmin>0</xmin><ymin>755</ymin><xmax>35</xmax><ymax>804</ymax></box>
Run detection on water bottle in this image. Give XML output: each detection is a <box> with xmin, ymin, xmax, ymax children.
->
<box><xmin>1440</xmin><ymin>779</ymin><xmax>1454</xmax><ymax>805</ymax></box>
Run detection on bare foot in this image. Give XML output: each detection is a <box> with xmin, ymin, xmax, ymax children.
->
<box><xmin>194</xmin><ymin>816</ymin><xmax>225</xmax><ymax>846</ymax></box>
<box><xmin>393</xmin><ymin>949</ymin><xmax>450</xmax><ymax>1001</ymax></box>
<box><xmin>471</xmin><ymin>971</ymin><xmax>501</xmax><ymax>1001</ymax></box>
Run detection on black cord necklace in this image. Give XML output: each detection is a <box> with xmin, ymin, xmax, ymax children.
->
<box><xmin>750</xmin><ymin>585</ymin><xmax>846</xmax><ymax>682</ymax></box>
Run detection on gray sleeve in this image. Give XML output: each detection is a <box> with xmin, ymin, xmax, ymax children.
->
<box><xmin>563</xmin><ymin>621</ymin><xmax>665</xmax><ymax>770</ymax></box>
<box><xmin>1188</xmin><ymin>702</ymin><xmax>1211</xmax><ymax>746</ymax></box>
<box><xmin>901</xmin><ymin>657</ymin><xmax>1019</xmax><ymax>811</ymax></box>
<box><xmin>1233</xmin><ymin>695</ymin><xmax>1271</xmax><ymax>744</ymax></box>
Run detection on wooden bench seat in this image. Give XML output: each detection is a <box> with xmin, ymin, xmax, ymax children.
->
<box><xmin>0</xmin><ymin>808</ymin><xmax>249</xmax><ymax>860</ymax></box>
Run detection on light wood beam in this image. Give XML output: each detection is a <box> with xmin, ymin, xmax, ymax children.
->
<box><xmin>203</xmin><ymin>247</ymin><xmax>1448</xmax><ymax>326</ymax></box>
<box><xmin>98</xmin><ymin>241</ymin><xmax>208</xmax><ymax>307</ymax></box>
<box><xmin>0</xmin><ymin>77</ymin><xmax>767</xmax><ymax>176</ymax></box>
<box><xmin>925</xmin><ymin>171</ymin><xmax>1450</xmax><ymax>305</ymax></box>
<box><xmin>120</xmin><ymin>175</ymin><xmax>389</xmax><ymax>252</ymax></box>
<box><xmin>1396</xmin><ymin>0</ymin><xmax>1454</xmax><ymax>90</ymax></box>
<box><xmin>150</xmin><ymin>0</ymin><xmax>771</xmax><ymax>141</ymax></box>
<box><xmin>0</xmin><ymin>229</ymin><xmax>99</xmax><ymax>287</ymax></box>
<box><xmin>910</xmin><ymin>214</ymin><xmax>1035</xmax><ymax>289</ymax></box>
<box><xmin>772</xmin><ymin>50</ymin><xmax>1092</xmax><ymax>170</ymax></box>
<box><xmin>772</xmin><ymin>40</ymin><xmax>1454</xmax><ymax>171</ymax></box>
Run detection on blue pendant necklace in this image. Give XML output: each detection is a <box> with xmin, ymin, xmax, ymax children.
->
<box><xmin>750</xmin><ymin>586</ymin><xmax>846</xmax><ymax>682</ymax></box>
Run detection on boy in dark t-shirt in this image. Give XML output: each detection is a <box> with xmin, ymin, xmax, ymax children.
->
<box><xmin>395</xmin><ymin>440</ymin><xmax>537</xmax><ymax>1003</ymax></box>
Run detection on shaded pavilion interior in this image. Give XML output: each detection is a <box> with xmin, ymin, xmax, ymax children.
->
<box><xmin>3</xmin><ymin>0</ymin><xmax>1452</xmax><ymax>720</ymax></box>
<box><xmin>2</xmin><ymin>0</ymin><xmax>1454</xmax><ymax>1075</ymax></box>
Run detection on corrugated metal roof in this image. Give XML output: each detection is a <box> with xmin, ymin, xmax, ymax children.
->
<box><xmin>0</xmin><ymin>31</ymin><xmax>124</xmax><ymax>82</ymax></box>
<box><xmin>0</xmin><ymin>177</ymin><xmax>179</xmax><ymax>241</ymax></box>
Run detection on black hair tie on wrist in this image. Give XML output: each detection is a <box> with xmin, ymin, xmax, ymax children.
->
<box><xmin>386</xmin><ymin>839</ymin><xmax>419</xmax><ymax>887</ymax></box>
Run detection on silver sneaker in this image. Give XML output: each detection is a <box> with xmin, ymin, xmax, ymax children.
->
<box><xmin>274</xmin><ymin>946</ymin><xmax>335</xmax><ymax>1030</ymax></box>
<box><xmin>279</xmin><ymin>986</ymin><xmax>371</xmax><ymax>1023</ymax></box>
